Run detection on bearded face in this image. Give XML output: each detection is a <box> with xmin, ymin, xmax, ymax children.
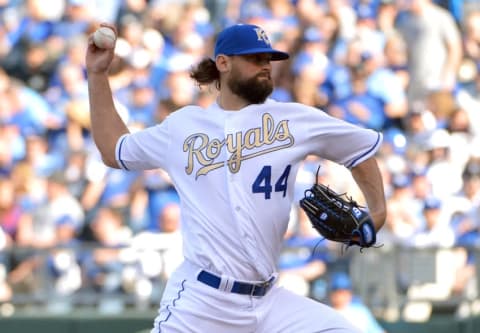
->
<box><xmin>226</xmin><ymin>62</ymin><xmax>273</xmax><ymax>104</ymax></box>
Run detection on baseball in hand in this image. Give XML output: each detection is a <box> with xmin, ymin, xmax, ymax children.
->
<box><xmin>93</xmin><ymin>27</ymin><xmax>116</xmax><ymax>49</ymax></box>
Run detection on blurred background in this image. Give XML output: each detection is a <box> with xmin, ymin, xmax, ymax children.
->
<box><xmin>1</xmin><ymin>0</ymin><xmax>480</xmax><ymax>332</ymax></box>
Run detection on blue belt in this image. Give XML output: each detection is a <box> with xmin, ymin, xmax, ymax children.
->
<box><xmin>197</xmin><ymin>270</ymin><xmax>274</xmax><ymax>297</ymax></box>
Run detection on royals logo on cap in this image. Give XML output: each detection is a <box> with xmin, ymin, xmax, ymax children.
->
<box><xmin>214</xmin><ymin>24</ymin><xmax>289</xmax><ymax>61</ymax></box>
<box><xmin>254</xmin><ymin>28</ymin><xmax>271</xmax><ymax>46</ymax></box>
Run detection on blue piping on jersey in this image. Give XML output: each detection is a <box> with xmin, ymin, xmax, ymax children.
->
<box><xmin>157</xmin><ymin>279</ymin><xmax>187</xmax><ymax>332</ymax></box>
<box><xmin>117</xmin><ymin>136</ymin><xmax>129</xmax><ymax>171</ymax></box>
<box><xmin>346</xmin><ymin>132</ymin><xmax>381</xmax><ymax>169</ymax></box>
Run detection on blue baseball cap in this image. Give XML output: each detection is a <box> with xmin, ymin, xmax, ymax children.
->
<box><xmin>423</xmin><ymin>197</ymin><xmax>442</xmax><ymax>211</ymax></box>
<box><xmin>329</xmin><ymin>272</ymin><xmax>353</xmax><ymax>291</ymax></box>
<box><xmin>214</xmin><ymin>24</ymin><xmax>289</xmax><ymax>61</ymax></box>
<box><xmin>392</xmin><ymin>173</ymin><xmax>412</xmax><ymax>189</ymax></box>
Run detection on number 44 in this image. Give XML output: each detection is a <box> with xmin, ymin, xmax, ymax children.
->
<box><xmin>252</xmin><ymin>165</ymin><xmax>291</xmax><ymax>199</ymax></box>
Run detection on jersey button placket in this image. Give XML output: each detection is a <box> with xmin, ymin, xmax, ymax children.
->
<box><xmin>224</xmin><ymin>116</ymin><xmax>252</xmax><ymax>249</ymax></box>
<box><xmin>224</xmin><ymin>116</ymin><xmax>243</xmax><ymax>235</ymax></box>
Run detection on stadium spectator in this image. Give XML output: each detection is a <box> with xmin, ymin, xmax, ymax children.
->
<box><xmin>294</xmin><ymin>0</ymin><xmax>326</xmax><ymax>29</ymax></box>
<box><xmin>326</xmin><ymin>0</ymin><xmax>358</xmax><ymax>42</ymax></box>
<box><xmin>360</xmin><ymin>51</ymin><xmax>408</xmax><ymax>129</ymax></box>
<box><xmin>451</xmin><ymin>167</ymin><xmax>480</xmax><ymax>247</ymax></box>
<box><xmin>0</xmin><ymin>226</ymin><xmax>12</xmax><ymax>302</ymax></box>
<box><xmin>0</xmin><ymin>117</ymin><xmax>25</xmax><ymax>171</ymax></box>
<box><xmin>115</xmin><ymin>0</ymin><xmax>148</xmax><ymax>29</ymax></box>
<box><xmin>9</xmin><ymin>41</ymin><xmax>58</xmax><ymax>93</ymax></box>
<box><xmin>51</xmin><ymin>0</ymin><xmax>95</xmax><ymax>40</ymax></box>
<box><xmin>81</xmin><ymin>206</ymin><xmax>132</xmax><ymax>297</ymax></box>
<box><xmin>129</xmin><ymin>201</ymin><xmax>183</xmax><ymax>283</ymax></box>
<box><xmin>80</xmin><ymin>150</ymin><xmax>141</xmax><ymax>223</ymax></box>
<box><xmin>377</xmin><ymin>0</ymin><xmax>399</xmax><ymax>38</ymax></box>
<box><xmin>45</xmin><ymin>61</ymin><xmax>90</xmax><ymax>152</ymax></box>
<box><xmin>409</xmin><ymin>197</ymin><xmax>456</xmax><ymax>248</ymax></box>
<box><xmin>160</xmin><ymin>67</ymin><xmax>199</xmax><ymax>108</ymax></box>
<box><xmin>123</xmin><ymin>78</ymin><xmax>157</xmax><ymax>127</ymax></box>
<box><xmin>46</xmin><ymin>214</ymin><xmax>83</xmax><ymax>298</ymax></box>
<box><xmin>448</xmin><ymin>109</ymin><xmax>479</xmax><ymax>181</ymax></box>
<box><xmin>449</xmin><ymin>170</ymin><xmax>480</xmax><ymax>298</ymax></box>
<box><xmin>8</xmin><ymin>160</ymin><xmax>46</xmax><ymax>213</ymax></box>
<box><xmin>0</xmin><ymin>176</ymin><xmax>27</xmax><ymax>302</ymax></box>
<box><xmin>463</xmin><ymin>11</ymin><xmax>480</xmax><ymax>69</ymax></box>
<box><xmin>395</xmin><ymin>0</ymin><xmax>463</xmax><ymax>104</ymax></box>
<box><xmin>353</xmin><ymin>3</ymin><xmax>385</xmax><ymax>57</ymax></box>
<box><xmin>409</xmin><ymin>170</ymin><xmax>433</xmax><ymax>205</ymax></box>
<box><xmin>383</xmin><ymin>33</ymin><xmax>409</xmax><ymax>91</ymax></box>
<box><xmin>138</xmin><ymin>169</ymin><xmax>179</xmax><ymax>232</ymax></box>
<box><xmin>328</xmin><ymin>61</ymin><xmax>386</xmax><ymax>130</ymax></box>
<box><xmin>23</xmin><ymin>134</ymin><xmax>64</xmax><ymax>177</ymax></box>
<box><xmin>0</xmin><ymin>176</ymin><xmax>30</xmax><ymax>246</ymax></box>
<box><xmin>291</xmin><ymin>27</ymin><xmax>330</xmax><ymax>107</ymax></box>
<box><xmin>422</xmin><ymin>128</ymin><xmax>464</xmax><ymax>199</ymax></box>
<box><xmin>17</xmin><ymin>170</ymin><xmax>84</xmax><ymax>249</ymax></box>
<box><xmin>379</xmin><ymin>173</ymin><xmax>422</xmax><ymax>246</ymax></box>
<box><xmin>8</xmin><ymin>170</ymin><xmax>83</xmax><ymax>295</ymax></box>
<box><xmin>328</xmin><ymin>272</ymin><xmax>387</xmax><ymax>333</ymax></box>
<box><xmin>291</xmin><ymin>61</ymin><xmax>329</xmax><ymax>107</ymax></box>
<box><xmin>1</xmin><ymin>0</ymin><xmax>60</xmax><ymax>75</ymax></box>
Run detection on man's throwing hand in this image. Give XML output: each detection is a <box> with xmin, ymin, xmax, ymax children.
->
<box><xmin>85</xmin><ymin>23</ymin><xmax>117</xmax><ymax>74</ymax></box>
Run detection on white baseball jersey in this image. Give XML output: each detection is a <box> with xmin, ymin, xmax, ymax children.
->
<box><xmin>116</xmin><ymin>99</ymin><xmax>382</xmax><ymax>281</ymax></box>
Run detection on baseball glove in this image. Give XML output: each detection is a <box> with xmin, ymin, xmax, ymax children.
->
<box><xmin>299</xmin><ymin>178</ymin><xmax>376</xmax><ymax>249</ymax></box>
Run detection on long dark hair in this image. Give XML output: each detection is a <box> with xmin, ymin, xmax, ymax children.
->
<box><xmin>190</xmin><ymin>58</ymin><xmax>220</xmax><ymax>90</ymax></box>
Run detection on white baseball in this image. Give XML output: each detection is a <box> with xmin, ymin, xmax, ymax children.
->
<box><xmin>93</xmin><ymin>27</ymin><xmax>116</xmax><ymax>49</ymax></box>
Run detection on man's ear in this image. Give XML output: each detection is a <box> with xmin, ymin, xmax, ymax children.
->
<box><xmin>215</xmin><ymin>55</ymin><xmax>231</xmax><ymax>73</ymax></box>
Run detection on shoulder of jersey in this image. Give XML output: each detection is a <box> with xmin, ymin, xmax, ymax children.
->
<box><xmin>165</xmin><ymin>105</ymin><xmax>203</xmax><ymax>119</ymax></box>
<box><xmin>165</xmin><ymin>101</ymin><xmax>316</xmax><ymax>117</ymax></box>
<box><xmin>267</xmin><ymin>99</ymin><xmax>318</xmax><ymax>113</ymax></box>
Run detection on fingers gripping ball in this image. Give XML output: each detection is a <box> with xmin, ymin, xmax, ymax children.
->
<box><xmin>299</xmin><ymin>182</ymin><xmax>377</xmax><ymax>248</ymax></box>
<box><xmin>93</xmin><ymin>27</ymin><xmax>116</xmax><ymax>49</ymax></box>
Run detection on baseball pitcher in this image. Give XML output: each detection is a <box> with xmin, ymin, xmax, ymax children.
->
<box><xmin>86</xmin><ymin>22</ymin><xmax>386</xmax><ymax>333</ymax></box>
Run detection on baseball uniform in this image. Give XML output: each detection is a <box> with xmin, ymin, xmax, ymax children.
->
<box><xmin>115</xmin><ymin>98</ymin><xmax>381</xmax><ymax>332</ymax></box>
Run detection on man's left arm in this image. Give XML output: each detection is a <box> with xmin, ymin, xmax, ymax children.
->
<box><xmin>351</xmin><ymin>157</ymin><xmax>386</xmax><ymax>232</ymax></box>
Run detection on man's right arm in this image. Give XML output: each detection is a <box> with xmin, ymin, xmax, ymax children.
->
<box><xmin>87</xmin><ymin>72</ymin><xmax>128</xmax><ymax>168</ymax></box>
<box><xmin>86</xmin><ymin>23</ymin><xmax>129</xmax><ymax>168</ymax></box>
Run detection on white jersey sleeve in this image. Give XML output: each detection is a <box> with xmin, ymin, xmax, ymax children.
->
<box><xmin>115</xmin><ymin>110</ymin><xmax>173</xmax><ymax>171</ymax></box>
<box><xmin>285</xmin><ymin>102</ymin><xmax>382</xmax><ymax>169</ymax></box>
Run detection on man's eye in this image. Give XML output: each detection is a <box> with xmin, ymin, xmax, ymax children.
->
<box><xmin>248</xmin><ymin>54</ymin><xmax>271</xmax><ymax>63</ymax></box>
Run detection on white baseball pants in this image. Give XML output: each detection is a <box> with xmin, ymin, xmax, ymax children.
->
<box><xmin>151</xmin><ymin>260</ymin><xmax>361</xmax><ymax>333</ymax></box>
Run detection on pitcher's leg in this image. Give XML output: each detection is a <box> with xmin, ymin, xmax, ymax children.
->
<box><xmin>151</xmin><ymin>277</ymin><xmax>256</xmax><ymax>333</ymax></box>
<box><xmin>257</xmin><ymin>286</ymin><xmax>361</xmax><ymax>333</ymax></box>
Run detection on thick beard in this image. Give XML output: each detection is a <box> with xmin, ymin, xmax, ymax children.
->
<box><xmin>227</xmin><ymin>70</ymin><xmax>273</xmax><ymax>105</ymax></box>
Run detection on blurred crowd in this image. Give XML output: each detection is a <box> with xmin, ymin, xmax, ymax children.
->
<box><xmin>1</xmin><ymin>0</ymin><xmax>480</xmax><ymax>320</ymax></box>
